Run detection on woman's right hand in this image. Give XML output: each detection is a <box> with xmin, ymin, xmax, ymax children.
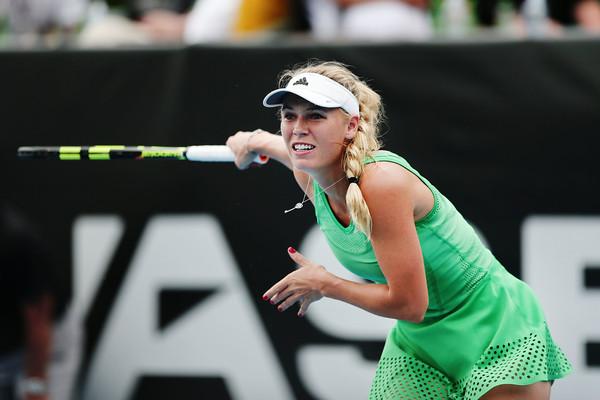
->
<box><xmin>226</xmin><ymin>130</ymin><xmax>266</xmax><ymax>170</ymax></box>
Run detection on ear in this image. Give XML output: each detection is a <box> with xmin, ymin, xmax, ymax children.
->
<box><xmin>345</xmin><ymin>115</ymin><xmax>359</xmax><ymax>141</ymax></box>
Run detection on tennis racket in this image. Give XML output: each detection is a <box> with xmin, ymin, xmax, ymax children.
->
<box><xmin>17</xmin><ymin>145</ymin><xmax>269</xmax><ymax>164</ymax></box>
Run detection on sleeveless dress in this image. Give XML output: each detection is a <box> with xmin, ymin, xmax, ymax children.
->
<box><xmin>313</xmin><ymin>151</ymin><xmax>572</xmax><ymax>400</ymax></box>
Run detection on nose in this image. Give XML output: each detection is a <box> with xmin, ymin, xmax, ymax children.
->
<box><xmin>292</xmin><ymin>117</ymin><xmax>308</xmax><ymax>136</ymax></box>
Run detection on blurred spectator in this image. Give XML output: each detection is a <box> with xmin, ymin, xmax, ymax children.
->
<box><xmin>127</xmin><ymin>0</ymin><xmax>195</xmax><ymax>17</ymax></box>
<box><xmin>182</xmin><ymin>0</ymin><xmax>304</xmax><ymax>43</ymax></box>
<box><xmin>474</xmin><ymin>0</ymin><xmax>600</xmax><ymax>36</ymax></box>
<box><xmin>475</xmin><ymin>0</ymin><xmax>523</xmax><ymax>28</ymax></box>
<box><xmin>0</xmin><ymin>203</ymin><xmax>56</xmax><ymax>400</ymax></box>
<box><xmin>304</xmin><ymin>0</ymin><xmax>434</xmax><ymax>41</ymax></box>
<box><xmin>0</xmin><ymin>202</ymin><xmax>81</xmax><ymax>400</ymax></box>
<box><xmin>78</xmin><ymin>0</ymin><xmax>309</xmax><ymax>47</ymax></box>
<box><xmin>474</xmin><ymin>0</ymin><xmax>554</xmax><ymax>37</ymax></box>
<box><xmin>124</xmin><ymin>0</ymin><xmax>193</xmax><ymax>42</ymax></box>
<box><xmin>547</xmin><ymin>0</ymin><xmax>600</xmax><ymax>32</ymax></box>
<box><xmin>0</xmin><ymin>0</ymin><xmax>88</xmax><ymax>47</ymax></box>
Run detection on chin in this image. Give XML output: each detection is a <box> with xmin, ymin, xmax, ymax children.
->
<box><xmin>291</xmin><ymin>157</ymin><xmax>316</xmax><ymax>171</ymax></box>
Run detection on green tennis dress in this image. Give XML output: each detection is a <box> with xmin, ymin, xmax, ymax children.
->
<box><xmin>313</xmin><ymin>151</ymin><xmax>572</xmax><ymax>400</ymax></box>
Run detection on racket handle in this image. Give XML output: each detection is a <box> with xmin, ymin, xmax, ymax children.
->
<box><xmin>185</xmin><ymin>146</ymin><xmax>268</xmax><ymax>164</ymax></box>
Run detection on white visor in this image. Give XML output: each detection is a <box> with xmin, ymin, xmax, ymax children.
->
<box><xmin>263</xmin><ymin>72</ymin><xmax>359</xmax><ymax>116</ymax></box>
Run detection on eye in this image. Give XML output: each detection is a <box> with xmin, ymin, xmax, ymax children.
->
<box><xmin>309</xmin><ymin>112</ymin><xmax>325</xmax><ymax>120</ymax></box>
<box><xmin>282</xmin><ymin>112</ymin><xmax>296</xmax><ymax>121</ymax></box>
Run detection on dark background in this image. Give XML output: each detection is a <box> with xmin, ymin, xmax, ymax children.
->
<box><xmin>1</xmin><ymin>39</ymin><xmax>599</xmax><ymax>398</ymax></box>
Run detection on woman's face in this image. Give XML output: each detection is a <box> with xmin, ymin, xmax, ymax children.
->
<box><xmin>280</xmin><ymin>95</ymin><xmax>358</xmax><ymax>174</ymax></box>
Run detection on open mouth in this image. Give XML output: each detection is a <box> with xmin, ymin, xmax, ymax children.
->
<box><xmin>293</xmin><ymin>143</ymin><xmax>315</xmax><ymax>152</ymax></box>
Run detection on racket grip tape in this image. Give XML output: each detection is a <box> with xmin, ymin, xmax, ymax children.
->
<box><xmin>185</xmin><ymin>146</ymin><xmax>268</xmax><ymax>164</ymax></box>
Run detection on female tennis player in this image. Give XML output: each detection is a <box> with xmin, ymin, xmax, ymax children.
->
<box><xmin>226</xmin><ymin>60</ymin><xmax>572</xmax><ymax>399</ymax></box>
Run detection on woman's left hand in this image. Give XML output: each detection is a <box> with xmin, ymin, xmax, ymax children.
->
<box><xmin>263</xmin><ymin>247</ymin><xmax>330</xmax><ymax>317</ymax></box>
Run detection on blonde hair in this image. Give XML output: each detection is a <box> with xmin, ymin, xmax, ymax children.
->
<box><xmin>278</xmin><ymin>60</ymin><xmax>385</xmax><ymax>239</ymax></box>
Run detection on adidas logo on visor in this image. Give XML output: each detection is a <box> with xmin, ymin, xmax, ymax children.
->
<box><xmin>293</xmin><ymin>77</ymin><xmax>308</xmax><ymax>86</ymax></box>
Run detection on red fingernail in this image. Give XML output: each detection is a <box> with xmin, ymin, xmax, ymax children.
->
<box><xmin>277</xmin><ymin>307</ymin><xmax>283</xmax><ymax>312</ymax></box>
<box><xmin>288</xmin><ymin>247</ymin><xmax>296</xmax><ymax>253</ymax></box>
<box><xmin>298</xmin><ymin>313</ymin><xmax>303</xmax><ymax>318</ymax></box>
<box><xmin>270</xmin><ymin>299</ymin><xmax>274</xmax><ymax>304</ymax></box>
<box><xmin>262</xmin><ymin>295</ymin><xmax>268</xmax><ymax>300</ymax></box>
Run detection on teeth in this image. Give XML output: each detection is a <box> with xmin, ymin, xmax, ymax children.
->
<box><xmin>294</xmin><ymin>144</ymin><xmax>315</xmax><ymax>151</ymax></box>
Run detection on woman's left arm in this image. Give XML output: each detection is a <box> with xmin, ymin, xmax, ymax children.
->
<box><xmin>360</xmin><ymin>164</ymin><xmax>429</xmax><ymax>321</ymax></box>
<box><xmin>264</xmin><ymin>164</ymin><xmax>429</xmax><ymax>322</ymax></box>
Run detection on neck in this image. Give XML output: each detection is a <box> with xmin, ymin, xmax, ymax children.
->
<box><xmin>316</xmin><ymin>173</ymin><xmax>352</xmax><ymax>227</ymax></box>
<box><xmin>314</xmin><ymin>172</ymin><xmax>348</xmax><ymax>205</ymax></box>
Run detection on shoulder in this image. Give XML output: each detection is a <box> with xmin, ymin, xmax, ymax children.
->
<box><xmin>361</xmin><ymin>157</ymin><xmax>415</xmax><ymax>195</ymax></box>
<box><xmin>360</xmin><ymin>157</ymin><xmax>423</xmax><ymax>219</ymax></box>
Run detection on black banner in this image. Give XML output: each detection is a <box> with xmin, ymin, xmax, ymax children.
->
<box><xmin>1</xmin><ymin>40</ymin><xmax>598</xmax><ymax>399</ymax></box>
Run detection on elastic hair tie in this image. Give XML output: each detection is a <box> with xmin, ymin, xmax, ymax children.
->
<box><xmin>348</xmin><ymin>176</ymin><xmax>359</xmax><ymax>185</ymax></box>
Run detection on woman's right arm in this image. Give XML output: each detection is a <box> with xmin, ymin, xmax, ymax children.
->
<box><xmin>226</xmin><ymin>130</ymin><xmax>293</xmax><ymax>170</ymax></box>
<box><xmin>227</xmin><ymin>130</ymin><xmax>314</xmax><ymax>206</ymax></box>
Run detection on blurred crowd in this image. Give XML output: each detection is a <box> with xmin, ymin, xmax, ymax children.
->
<box><xmin>0</xmin><ymin>0</ymin><xmax>599</xmax><ymax>48</ymax></box>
